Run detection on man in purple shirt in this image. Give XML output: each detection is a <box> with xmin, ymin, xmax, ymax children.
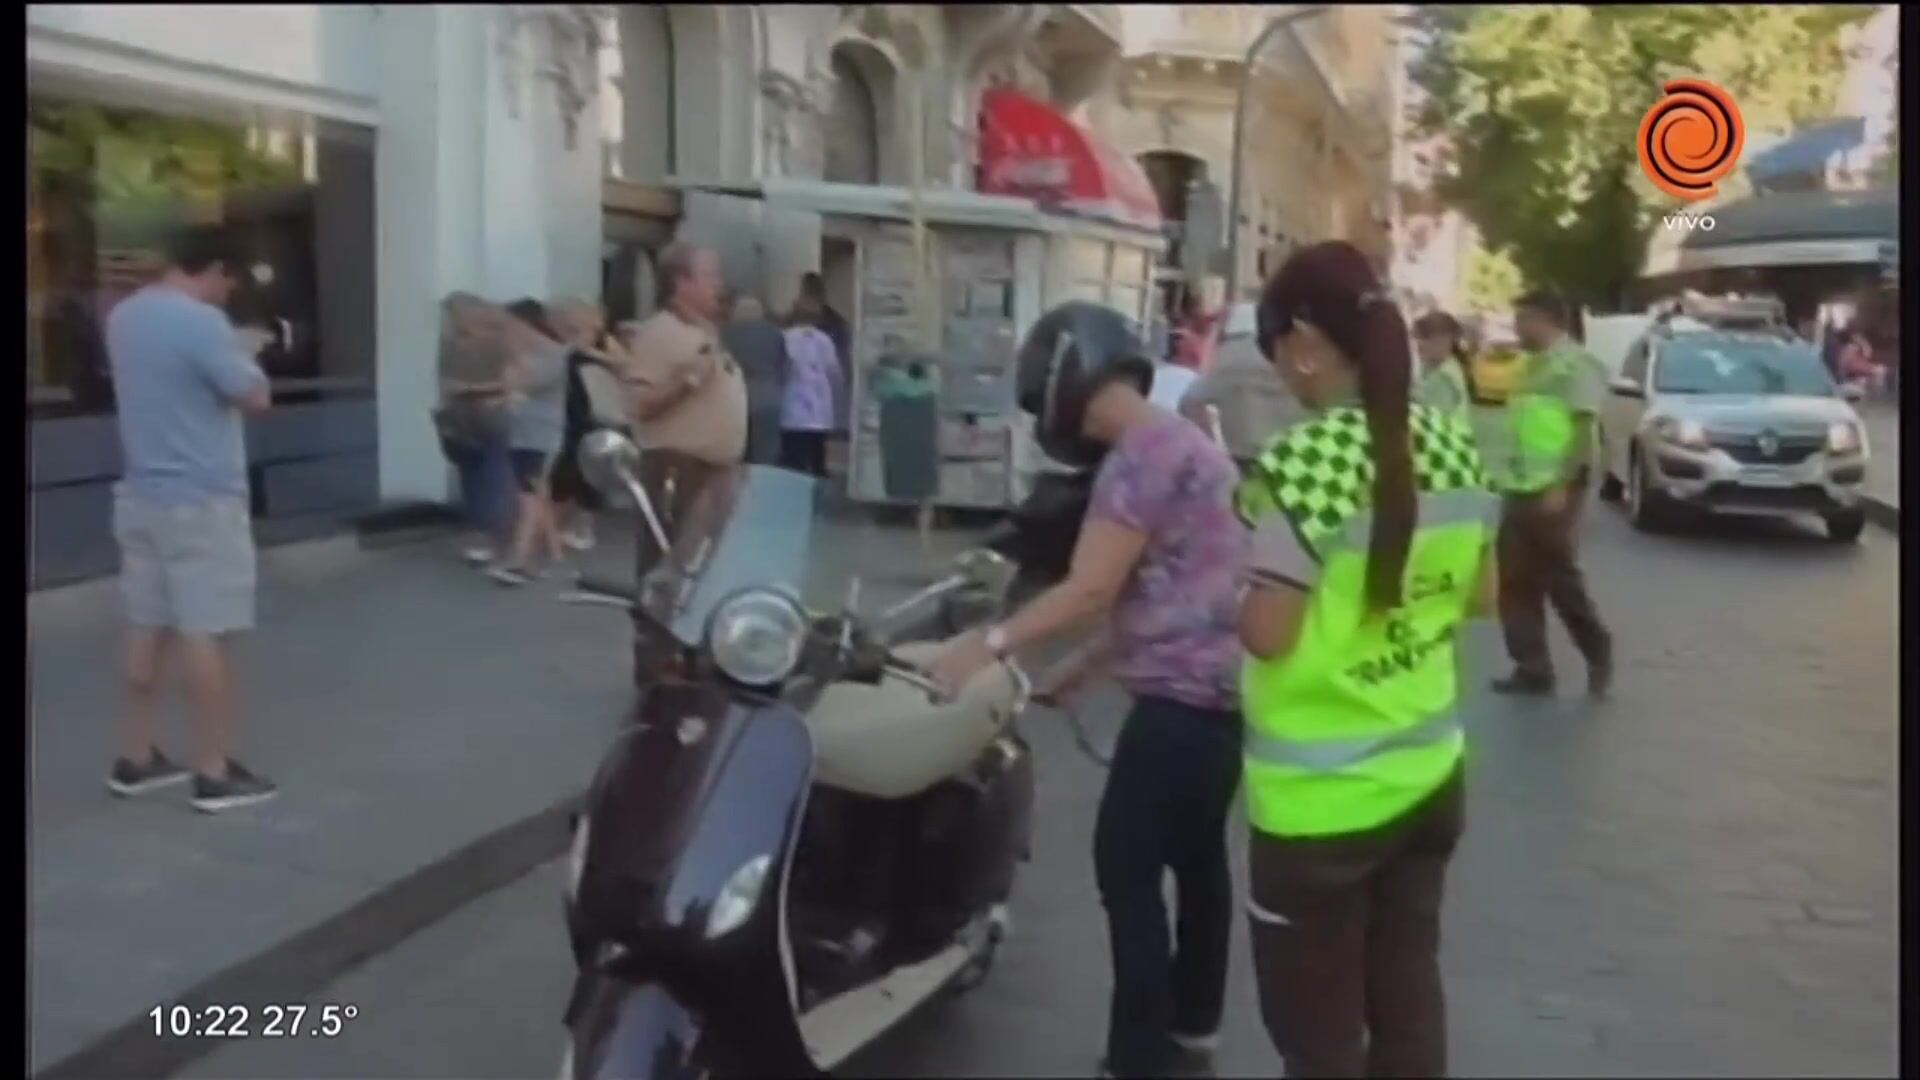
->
<box><xmin>929</xmin><ymin>303</ymin><xmax>1247</xmax><ymax>1079</ymax></box>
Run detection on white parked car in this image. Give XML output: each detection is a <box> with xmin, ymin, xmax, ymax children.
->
<box><xmin>1597</xmin><ymin>321</ymin><xmax>1871</xmax><ymax>543</ymax></box>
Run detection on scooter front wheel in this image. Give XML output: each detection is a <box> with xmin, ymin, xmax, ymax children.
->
<box><xmin>563</xmin><ymin>979</ymin><xmax>713</xmax><ymax>1080</ymax></box>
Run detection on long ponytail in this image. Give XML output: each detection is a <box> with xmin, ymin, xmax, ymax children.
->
<box><xmin>1256</xmin><ymin>244</ymin><xmax>1418</xmax><ymax>613</ymax></box>
<box><xmin>1356</xmin><ymin>295</ymin><xmax>1417</xmax><ymax>613</ymax></box>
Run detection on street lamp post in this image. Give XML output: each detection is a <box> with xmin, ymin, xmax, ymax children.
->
<box><xmin>1225</xmin><ymin>4</ymin><xmax>1331</xmax><ymax>301</ymax></box>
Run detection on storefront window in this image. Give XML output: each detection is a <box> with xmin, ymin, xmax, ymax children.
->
<box><xmin>27</xmin><ymin>88</ymin><xmax>375</xmax><ymax>420</ymax></box>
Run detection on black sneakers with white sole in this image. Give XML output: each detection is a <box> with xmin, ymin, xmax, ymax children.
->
<box><xmin>106</xmin><ymin>751</ymin><xmax>192</xmax><ymax>797</ymax></box>
<box><xmin>191</xmin><ymin>761</ymin><xmax>279</xmax><ymax>814</ymax></box>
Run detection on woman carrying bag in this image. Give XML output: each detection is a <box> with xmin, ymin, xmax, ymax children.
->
<box><xmin>1234</xmin><ymin>242</ymin><xmax>1499</xmax><ymax>1078</ymax></box>
<box><xmin>434</xmin><ymin>293</ymin><xmax>516</xmax><ymax>565</ymax></box>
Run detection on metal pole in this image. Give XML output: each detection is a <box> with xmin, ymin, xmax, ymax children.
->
<box><xmin>910</xmin><ymin>69</ymin><xmax>934</xmax><ymax>348</ymax></box>
<box><xmin>1225</xmin><ymin>5</ymin><xmax>1330</xmax><ymax>301</ymax></box>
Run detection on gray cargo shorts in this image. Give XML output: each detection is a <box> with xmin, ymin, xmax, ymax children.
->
<box><xmin>112</xmin><ymin>492</ymin><xmax>257</xmax><ymax>635</ymax></box>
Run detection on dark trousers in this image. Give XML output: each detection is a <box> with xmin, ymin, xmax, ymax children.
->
<box><xmin>780</xmin><ymin>429</ymin><xmax>829</xmax><ymax>477</ymax></box>
<box><xmin>1497</xmin><ymin>473</ymin><xmax>1611</xmax><ymax>682</ymax></box>
<box><xmin>1094</xmin><ymin>695</ymin><xmax>1243</xmax><ymax>1077</ymax></box>
<box><xmin>1249</xmin><ymin>767</ymin><xmax>1466</xmax><ymax>1079</ymax></box>
<box><xmin>441</xmin><ymin>432</ymin><xmax>514</xmax><ymax>540</ymax></box>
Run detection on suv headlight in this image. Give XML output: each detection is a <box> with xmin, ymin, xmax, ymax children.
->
<box><xmin>1651</xmin><ymin>416</ymin><xmax>1709</xmax><ymax>449</ymax></box>
<box><xmin>706</xmin><ymin>588</ymin><xmax>807</xmax><ymax>686</ymax></box>
<box><xmin>1828</xmin><ymin>421</ymin><xmax>1864</xmax><ymax>455</ymax></box>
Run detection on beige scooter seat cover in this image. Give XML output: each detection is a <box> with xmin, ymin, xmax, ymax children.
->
<box><xmin>807</xmin><ymin>642</ymin><xmax>1023</xmax><ymax>801</ymax></box>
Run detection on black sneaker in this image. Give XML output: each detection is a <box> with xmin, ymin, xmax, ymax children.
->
<box><xmin>191</xmin><ymin>761</ymin><xmax>279</xmax><ymax>814</ymax></box>
<box><xmin>106</xmin><ymin>751</ymin><xmax>192</xmax><ymax>797</ymax></box>
<box><xmin>1491</xmin><ymin>673</ymin><xmax>1556</xmax><ymax>697</ymax></box>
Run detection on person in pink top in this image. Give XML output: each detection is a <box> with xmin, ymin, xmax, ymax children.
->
<box><xmin>779</xmin><ymin>295</ymin><xmax>842</xmax><ymax>476</ymax></box>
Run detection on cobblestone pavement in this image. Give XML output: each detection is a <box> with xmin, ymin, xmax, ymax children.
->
<box><xmin>180</xmin><ymin>498</ymin><xmax>1897</xmax><ymax>1079</ymax></box>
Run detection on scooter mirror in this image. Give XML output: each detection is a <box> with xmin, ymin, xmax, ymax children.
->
<box><xmin>954</xmin><ymin>549</ymin><xmax>1017</xmax><ymax>597</ymax></box>
<box><xmin>580</xmin><ymin>430</ymin><xmax>671</xmax><ymax>554</ymax></box>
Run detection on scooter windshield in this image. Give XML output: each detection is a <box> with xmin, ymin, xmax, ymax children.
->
<box><xmin>642</xmin><ymin>463</ymin><xmax>817</xmax><ymax>647</ymax></box>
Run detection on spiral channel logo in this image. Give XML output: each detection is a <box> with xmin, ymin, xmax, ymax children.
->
<box><xmin>1637</xmin><ymin>78</ymin><xmax>1746</xmax><ymax>203</ymax></box>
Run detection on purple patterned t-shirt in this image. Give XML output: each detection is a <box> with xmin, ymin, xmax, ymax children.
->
<box><xmin>1088</xmin><ymin>411</ymin><xmax>1248</xmax><ymax>710</ymax></box>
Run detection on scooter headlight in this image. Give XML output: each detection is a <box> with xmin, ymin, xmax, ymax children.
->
<box><xmin>706</xmin><ymin>854</ymin><xmax>773</xmax><ymax>939</ymax></box>
<box><xmin>706</xmin><ymin>588</ymin><xmax>807</xmax><ymax>686</ymax></box>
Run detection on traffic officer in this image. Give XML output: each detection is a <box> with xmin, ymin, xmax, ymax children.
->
<box><xmin>1234</xmin><ymin>242</ymin><xmax>1500</xmax><ymax>1078</ymax></box>
<box><xmin>1412</xmin><ymin>310</ymin><xmax>1473</xmax><ymax>419</ymax></box>
<box><xmin>1493</xmin><ymin>291</ymin><xmax>1613</xmax><ymax>698</ymax></box>
<box><xmin>927</xmin><ymin>303</ymin><xmax>1248</xmax><ymax>1079</ymax></box>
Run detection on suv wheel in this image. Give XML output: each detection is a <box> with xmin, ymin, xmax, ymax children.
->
<box><xmin>1824</xmin><ymin>509</ymin><xmax>1866</xmax><ymax>544</ymax></box>
<box><xmin>1627</xmin><ymin>448</ymin><xmax>1670</xmax><ymax>532</ymax></box>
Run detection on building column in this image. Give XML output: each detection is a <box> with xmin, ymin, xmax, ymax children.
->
<box><xmin>373</xmin><ymin>5</ymin><xmax>602</xmax><ymax>506</ymax></box>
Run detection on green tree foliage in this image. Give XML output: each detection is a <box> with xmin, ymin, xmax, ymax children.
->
<box><xmin>29</xmin><ymin>101</ymin><xmax>305</xmax><ymax>243</ymax></box>
<box><xmin>1462</xmin><ymin>243</ymin><xmax>1526</xmax><ymax>313</ymax></box>
<box><xmin>1409</xmin><ymin>4</ymin><xmax>1873</xmax><ymax>310</ymax></box>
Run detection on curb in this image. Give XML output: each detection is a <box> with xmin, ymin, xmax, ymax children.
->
<box><xmin>1863</xmin><ymin>496</ymin><xmax>1900</xmax><ymax>535</ymax></box>
<box><xmin>34</xmin><ymin>792</ymin><xmax>582</xmax><ymax>1080</ymax></box>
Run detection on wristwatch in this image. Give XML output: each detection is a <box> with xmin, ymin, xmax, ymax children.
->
<box><xmin>984</xmin><ymin>625</ymin><xmax>1010</xmax><ymax>659</ymax></box>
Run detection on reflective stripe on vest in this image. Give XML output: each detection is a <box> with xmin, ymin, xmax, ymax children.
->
<box><xmin>1239</xmin><ymin>404</ymin><xmax>1492</xmax><ymax>839</ymax></box>
<box><xmin>1245</xmin><ymin>706</ymin><xmax>1462</xmax><ymax>773</ymax></box>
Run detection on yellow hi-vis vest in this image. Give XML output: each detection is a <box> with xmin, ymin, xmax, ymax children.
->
<box><xmin>1234</xmin><ymin>404</ymin><xmax>1497</xmax><ymax>839</ymax></box>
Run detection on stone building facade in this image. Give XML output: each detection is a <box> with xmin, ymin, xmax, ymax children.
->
<box><xmin>1088</xmin><ymin>4</ymin><xmax>1399</xmax><ymax>296</ymax></box>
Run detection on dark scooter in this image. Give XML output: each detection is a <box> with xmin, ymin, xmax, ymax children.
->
<box><xmin>558</xmin><ymin>432</ymin><xmax>1040</xmax><ymax>1079</ymax></box>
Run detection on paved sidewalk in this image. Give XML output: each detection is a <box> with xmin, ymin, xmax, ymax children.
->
<box><xmin>28</xmin><ymin>506</ymin><xmax>979</xmax><ymax>1075</ymax></box>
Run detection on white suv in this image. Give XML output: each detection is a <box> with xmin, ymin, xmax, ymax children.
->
<box><xmin>1597</xmin><ymin>323</ymin><xmax>1871</xmax><ymax>542</ymax></box>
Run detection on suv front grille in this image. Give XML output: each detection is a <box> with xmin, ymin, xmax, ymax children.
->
<box><xmin>1710</xmin><ymin>433</ymin><xmax>1824</xmax><ymax>465</ymax></box>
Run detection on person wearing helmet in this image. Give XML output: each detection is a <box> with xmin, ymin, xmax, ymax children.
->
<box><xmin>1235</xmin><ymin>242</ymin><xmax>1499</xmax><ymax>1078</ymax></box>
<box><xmin>927</xmin><ymin>302</ymin><xmax>1248</xmax><ymax>1079</ymax></box>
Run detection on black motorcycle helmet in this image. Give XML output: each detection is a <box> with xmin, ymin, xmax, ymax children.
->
<box><xmin>1014</xmin><ymin>301</ymin><xmax>1155</xmax><ymax>467</ymax></box>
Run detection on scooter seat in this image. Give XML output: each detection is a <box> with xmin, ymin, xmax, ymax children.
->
<box><xmin>807</xmin><ymin>642</ymin><xmax>1022</xmax><ymax>801</ymax></box>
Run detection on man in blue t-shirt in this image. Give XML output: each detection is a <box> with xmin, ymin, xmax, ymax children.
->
<box><xmin>104</xmin><ymin>225</ymin><xmax>278</xmax><ymax>813</ymax></box>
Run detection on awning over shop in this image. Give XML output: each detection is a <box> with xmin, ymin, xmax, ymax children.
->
<box><xmin>977</xmin><ymin>86</ymin><xmax>1163</xmax><ymax>232</ymax></box>
<box><xmin>1642</xmin><ymin>187</ymin><xmax>1898</xmax><ymax>275</ymax></box>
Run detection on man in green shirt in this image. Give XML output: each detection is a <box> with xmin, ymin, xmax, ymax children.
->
<box><xmin>1493</xmin><ymin>292</ymin><xmax>1613</xmax><ymax>698</ymax></box>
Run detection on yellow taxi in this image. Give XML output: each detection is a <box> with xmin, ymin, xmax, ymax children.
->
<box><xmin>1467</xmin><ymin>321</ymin><xmax>1527</xmax><ymax>406</ymax></box>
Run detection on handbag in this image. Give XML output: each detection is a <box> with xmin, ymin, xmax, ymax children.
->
<box><xmin>433</xmin><ymin>396</ymin><xmax>505</xmax><ymax>447</ymax></box>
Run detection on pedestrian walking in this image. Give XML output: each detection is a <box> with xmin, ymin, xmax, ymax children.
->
<box><xmin>1179</xmin><ymin>322</ymin><xmax>1304</xmax><ymax>470</ymax></box>
<box><xmin>435</xmin><ymin>292</ymin><xmax>517</xmax><ymax>565</ymax></box>
<box><xmin>547</xmin><ymin>298</ymin><xmax>626</xmax><ymax>551</ymax></box>
<box><xmin>615</xmin><ymin>242</ymin><xmax>747</xmax><ymax>679</ymax></box>
<box><xmin>104</xmin><ymin>224</ymin><xmax>280</xmax><ymax>812</ymax></box>
<box><xmin>780</xmin><ymin>296</ymin><xmax>843</xmax><ymax>478</ymax></box>
<box><xmin>487</xmin><ymin>299</ymin><xmax>571</xmax><ymax>586</ymax></box>
<box><xmin>1412</xmin><ymin>310</ymin><xmax>1474</xmax><ymax>419</ymax></box>
<box><xmin>926</xmin><ymin>303</ymin><xmax>1247</xmax><ymax>1080</ymax></box>
<box><xmin>1233</xmin><ymin>241</ymin><xmax>1499</xmax><ymax>1078</ymax></box>
<box><xmin>798</xmin><ymin>271</ymin><xmax>853</xmax><ymax>430</ymax></box>
<box><xmin>1493</xmin><ymin>290</ymin><xmax>1614</xmax><ymax>698</ymax></box>
<box><xmin>720</xmin><ymin>294</ymin><xmax>790</xmax><ymax>466</ymax></box>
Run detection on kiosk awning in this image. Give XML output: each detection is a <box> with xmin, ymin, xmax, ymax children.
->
<box><xmin>977</xmin><ymin>87</ymin><xmax>1163</xmax><ymax>232</ymax></box>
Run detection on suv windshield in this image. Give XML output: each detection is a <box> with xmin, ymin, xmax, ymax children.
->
<box><xmin>1654</xmin><ymin>337</ymin><xmax>1837</xmax><ymax>397</ymax></box>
